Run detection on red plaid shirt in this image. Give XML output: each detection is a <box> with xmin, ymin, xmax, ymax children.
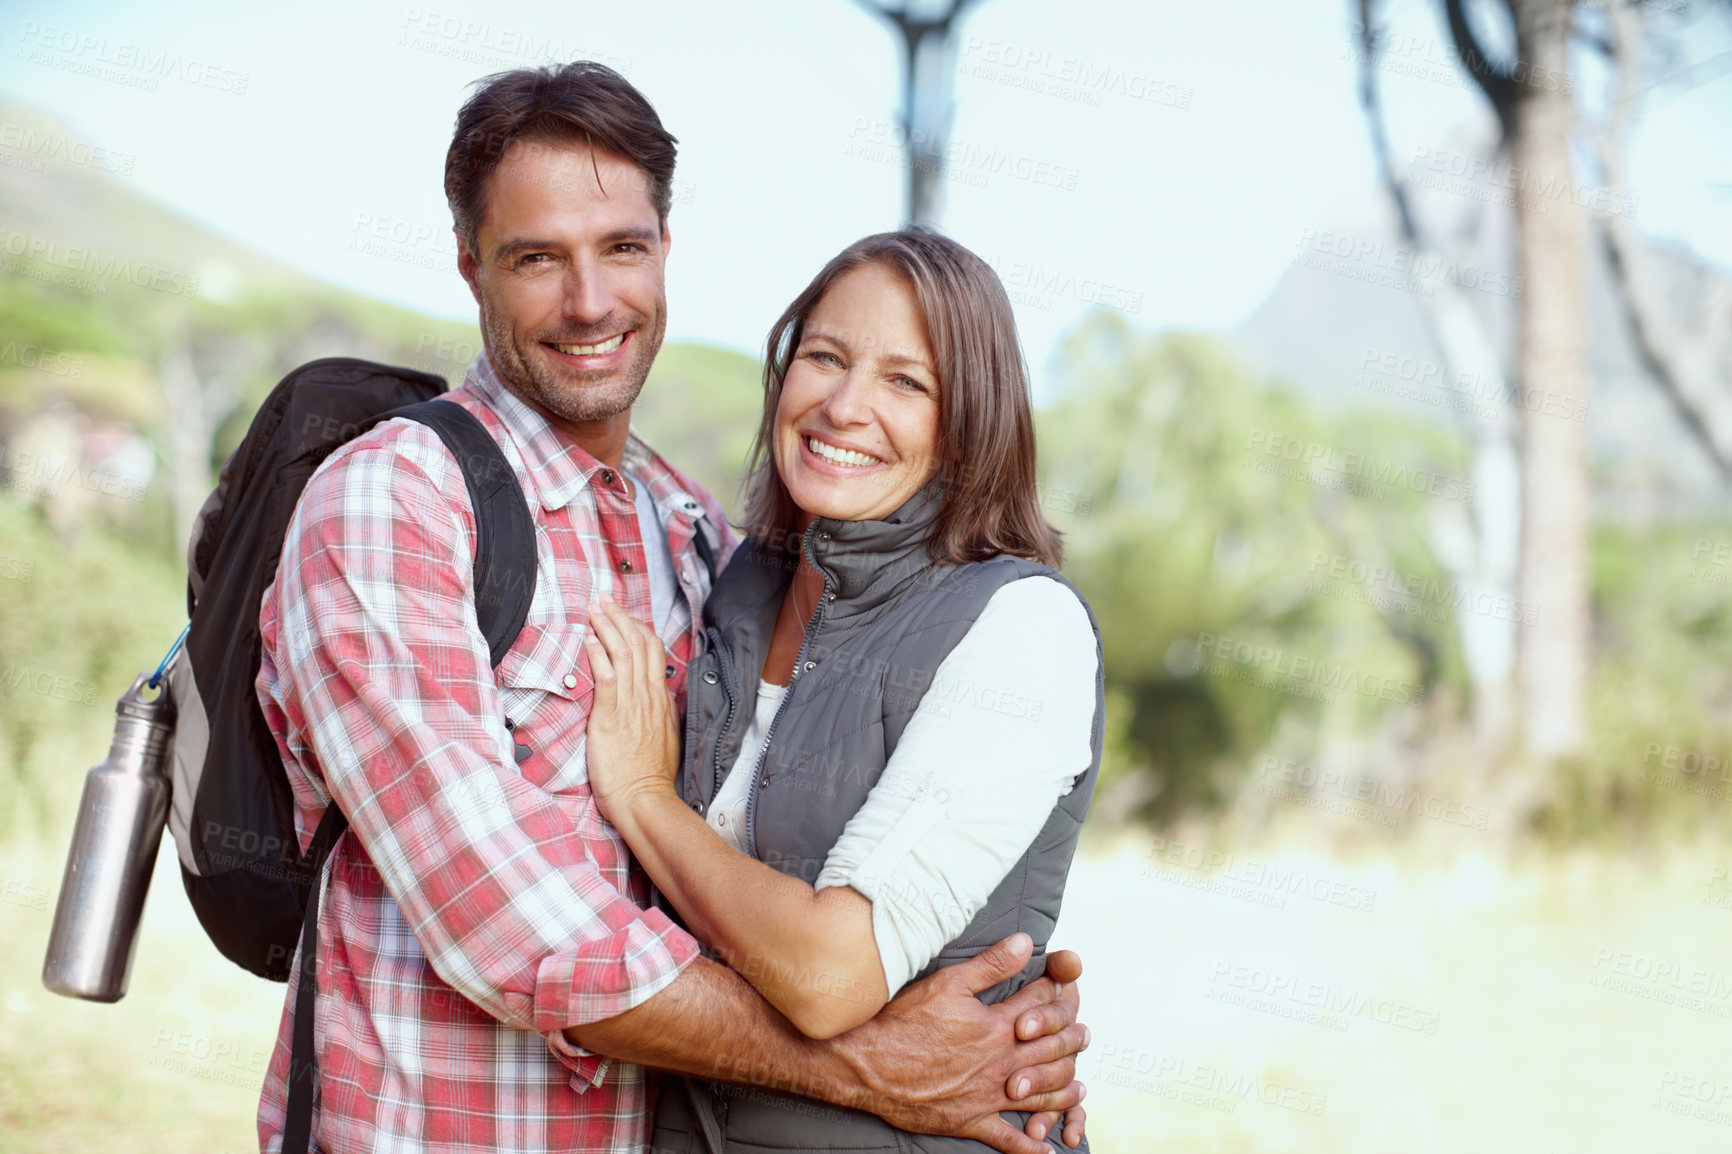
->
<box><xmin>255</xmin><ymin>354</ymin><xmax>735</xmax><ymax>1153</ymax></box>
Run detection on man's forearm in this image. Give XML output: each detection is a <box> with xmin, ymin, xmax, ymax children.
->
<box><xmin>564</xmin><ymin>955</ymin><xmax>877</xmax><ymax>1111</ymax></box>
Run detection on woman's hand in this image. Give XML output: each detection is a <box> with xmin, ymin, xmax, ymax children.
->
<box><xmin>583</xmin><ymin>597</ymin><xmax>681</xmax><ymax>825</ymax></box>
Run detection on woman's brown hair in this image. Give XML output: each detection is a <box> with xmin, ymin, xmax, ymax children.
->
<box><xmin>741</xmin><ymin>228</ymin><xmax>1063</xmax><ymax>569</ymax></box>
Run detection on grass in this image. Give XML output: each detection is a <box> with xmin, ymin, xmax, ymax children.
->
<box><xmin>5</xmin><ymin>793</ymin><xmax>1731</xmax><ymax>1152</ymax></box>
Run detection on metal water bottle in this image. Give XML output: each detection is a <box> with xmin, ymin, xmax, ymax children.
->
<box><xmin>42</xmin><ymin>670</ymin><xmax>176</xmax><ymax>1002</ymax></box>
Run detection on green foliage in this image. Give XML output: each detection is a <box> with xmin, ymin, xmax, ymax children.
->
<box><xmin>634</xmin><ymin>341</ymin><xmax>766</xmax><ymax>520</ymax></box>
<box><xmin>1039</xmin><ymin>311</ymin><xmax>1471</xmax><ymax>822</ymax></box>
<box><xmin>0</xmin><ymin>496</ymin><xmax>185</xmax><ymax>837</ymax></box>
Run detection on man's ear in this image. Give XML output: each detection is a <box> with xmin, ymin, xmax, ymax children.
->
<box><xmin>456</xmin><ymin>229</ymin><xmax>483</xmax><ymax>306</ymax></box>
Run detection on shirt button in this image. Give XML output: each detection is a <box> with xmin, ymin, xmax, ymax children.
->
<box><xmin>702</xmin><ymin>670</ymin><xmax>719</xmax><ymax>685</ymax></box>
<box><xmin>804</xmin><ymin>661</ymin><xmax>816</xmax><ymax>672</ymax></box>
<box><xmin>563</xmin><ymin>673</ymin><xmax>578</xmax><ymax>689</ymax></box>
<box><xmin>665</xmin><ymin>663</ymin><xmax>675</xmax><ymax>680</ymax></box>
<box><xmin>600</xmin><ymin>469</ymin><xmax>616</xmax><ymax>485</ymax></box>
<box><xmin>618</xmin><ymin>559</ymin><xmax>633</xmax><ymax>573</ymax></box>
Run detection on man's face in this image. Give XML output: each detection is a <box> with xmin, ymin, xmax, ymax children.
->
<box><xmin>457</xmin><ymin>139</ymin><xmax>669</xmax><ymax>432</ymax></box>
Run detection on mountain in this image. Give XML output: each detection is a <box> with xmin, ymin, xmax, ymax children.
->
<box><xmin>1226</xmin><ymin>138</ymin><xmax>1732</xmax><ymax>506</ymax></box>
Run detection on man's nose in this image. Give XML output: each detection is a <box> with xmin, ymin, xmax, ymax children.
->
<box><xmin>560</xmin><ymin>257</ymin><xmax>614</xmax><ymax>325</ymax></box>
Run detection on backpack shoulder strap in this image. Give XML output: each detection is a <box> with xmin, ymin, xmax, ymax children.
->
<box><xmin>388</xmin><ymin>399</ymin><xmax>537</xmax><ymax>669</ymax></box>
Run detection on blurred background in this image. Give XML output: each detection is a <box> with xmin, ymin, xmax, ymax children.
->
<box><xmin>1</xmin><ymin>0</ymin><xmax>1729</xmax><ymax>1149</ymax></box>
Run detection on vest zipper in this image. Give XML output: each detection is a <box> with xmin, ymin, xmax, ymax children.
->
<box><xmin>744</xmin><ymin>523</ymin><xmax>836</xmax><ymax>858</ymax></box>
<box><xmin>706</xmin><ymin>626</ymin><xmax>740</xmax><ymax>807</ymax></box>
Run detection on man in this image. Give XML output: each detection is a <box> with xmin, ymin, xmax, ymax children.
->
<box><xmin>255</xmin><ymin>61</ymin><xmax>1087</xmax><ymax>1154</ymax></box>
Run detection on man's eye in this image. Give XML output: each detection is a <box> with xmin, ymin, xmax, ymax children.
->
<box><xmin>518</xmin><ymin>253</ymin><xmax>552</xmax><ymax>267</ymax></box>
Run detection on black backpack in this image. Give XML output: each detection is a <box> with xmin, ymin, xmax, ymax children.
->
<box><xmin>163</xmin><ymin>356</ymin><xmax>538</xmax><ymax>980</ymax></box>
<box><xmin>159</xmin><ymin>357</ymin><xmax>540</xmax><ymax>1154</ymax></box>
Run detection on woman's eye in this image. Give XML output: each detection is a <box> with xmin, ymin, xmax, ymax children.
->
<box><xmin>896</xmin><ymin>375</ymin><xmax>930</xmax><ymax>393</ymax></box>
<box><xmin>808</xmin><ymin>350</ymin><xmax>841</xmax><ymax>366</ymax></box>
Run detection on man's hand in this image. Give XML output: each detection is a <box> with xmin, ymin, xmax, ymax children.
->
<box><xmin>832</xmin><ymin>932</ymin><xmax>1089</xmax><ymax>1154</ymax></box>
<box><xmin>1021</xmin><ymin>949</ymin><xmax>1087</xmax><ymax>1148</ymax></box>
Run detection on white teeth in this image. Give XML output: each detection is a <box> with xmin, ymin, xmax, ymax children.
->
<box><xmin>806</xmin><ymin>436</ymin><xmax>882</xmax><ymax>468</ymax></box>
<box><xmin>553</xmin><ymin>334</ymin><xmax>625</xmax><ymax>356</ymax></box>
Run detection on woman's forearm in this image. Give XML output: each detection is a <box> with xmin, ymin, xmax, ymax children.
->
<box><xmin>613</xmin><ymin>788</ymin><xmax>889</xmax><ymax>1037</ymax></box>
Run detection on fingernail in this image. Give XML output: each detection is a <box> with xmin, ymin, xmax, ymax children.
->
<box><xmin>1015</xmin><ymin>1077</ymin><xmax>1029</xmax><ymax>1098</ymax></box>
<box><xmin>1078</xmin><ymin>1083</ymin><xmax>1087</xmax><ymax>1102</ymax></box>
<box><xmin>1023</xmin><ymin>1015</ymin><xmax>1037</xmax><ymax>1035</ymax></box>
<box><xmin>1082</xmin><ymin>1026</ymin><xmax>1091</xmax><ymax>1048</ymax></box>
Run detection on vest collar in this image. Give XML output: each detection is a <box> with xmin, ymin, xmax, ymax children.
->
<box><xmin>804</xmin><ymin>481</ymin><xmax>944</xmax><ymax>620</ymax></box>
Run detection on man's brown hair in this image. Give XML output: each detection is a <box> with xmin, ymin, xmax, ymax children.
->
<box><xmin>444</xmin><ymin>61</ymin><xmax>677</xmax><ymax>250</ymax></box>
<box><xmin>741</xmin><ymin>229</ymin><xmax>1064</xmax><ymax>569</ymax></box>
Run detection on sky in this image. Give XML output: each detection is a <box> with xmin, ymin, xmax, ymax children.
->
<box><xmin>1</xmin><ymin>0</ymin><xmax>1727</xmax><ymax>400</ymax></box>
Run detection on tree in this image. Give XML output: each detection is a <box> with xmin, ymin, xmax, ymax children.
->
<box><xmin>1357</xmin><ymin>0</ymin><xmax>1591</xmax><ymax>759</ymax></box>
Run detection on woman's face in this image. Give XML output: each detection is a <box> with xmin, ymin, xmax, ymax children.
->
<box><xmin>773</xmin><ymin>263</ymin><xmax>943</xmax><ymax>525</ymax></box>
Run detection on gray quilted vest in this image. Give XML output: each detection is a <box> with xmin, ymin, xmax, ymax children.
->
<box><xmin>653</xmin><ymin>484</ymin><xmax>1103</xmax><ymax>1154</ymax></box>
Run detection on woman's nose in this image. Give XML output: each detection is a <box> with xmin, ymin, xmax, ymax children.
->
<box><xmin>820</xmin><ymin>371</ymin><xmax>873</xmax><ymax>426</ymax></box>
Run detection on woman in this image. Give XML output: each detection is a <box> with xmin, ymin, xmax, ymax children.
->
<box><xmin>584</xmin><ymin>229</ymin><xmax>1101</xmax><ymax>1152</ymax></box>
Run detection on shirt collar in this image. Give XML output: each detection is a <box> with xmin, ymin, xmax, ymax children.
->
<box><xmin>462</xmin><ymin>352</ymin><xmax>707</xmax><ymax>520</ymax></box>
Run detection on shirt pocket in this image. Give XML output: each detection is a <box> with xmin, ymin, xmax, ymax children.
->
<box><xmin>495</xmin><ymin>623</ymin><xmax>594</xmax><ymax>795</ymax></box>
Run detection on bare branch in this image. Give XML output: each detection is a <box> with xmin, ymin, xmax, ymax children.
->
<box><xmin>1595</xmin><ymin>0</ymin><xmax>1732</xmax><ymax>477</ymax></box>
<box><xmin>1442</xmin><ymin>0</ymin><xmax>1520</xmax><ymax>140</ymax></box>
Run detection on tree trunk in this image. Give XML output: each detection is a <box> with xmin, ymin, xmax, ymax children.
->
<box><xmin>1511</xmin><ymin>0</ymin><xmax>1588</xmax><ymax>758</ymax></box>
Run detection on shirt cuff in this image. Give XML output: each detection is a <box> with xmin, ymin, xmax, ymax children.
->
<box><xmin>533</xmin><ymin>905</ymin><xmax>701</xmax><ymax>1090</ymax></box>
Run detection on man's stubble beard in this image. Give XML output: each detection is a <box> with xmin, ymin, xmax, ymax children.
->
<box><xmin>478</xmin><ymin>288</ymin><xmax>665</xmax><ymax>425</ymax></box>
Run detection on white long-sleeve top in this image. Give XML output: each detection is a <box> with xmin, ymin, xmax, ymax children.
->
<box><xmin>705</xmin><ymin>575</ymin><xmax>1097</xmax><ymax>996</ymax></box>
